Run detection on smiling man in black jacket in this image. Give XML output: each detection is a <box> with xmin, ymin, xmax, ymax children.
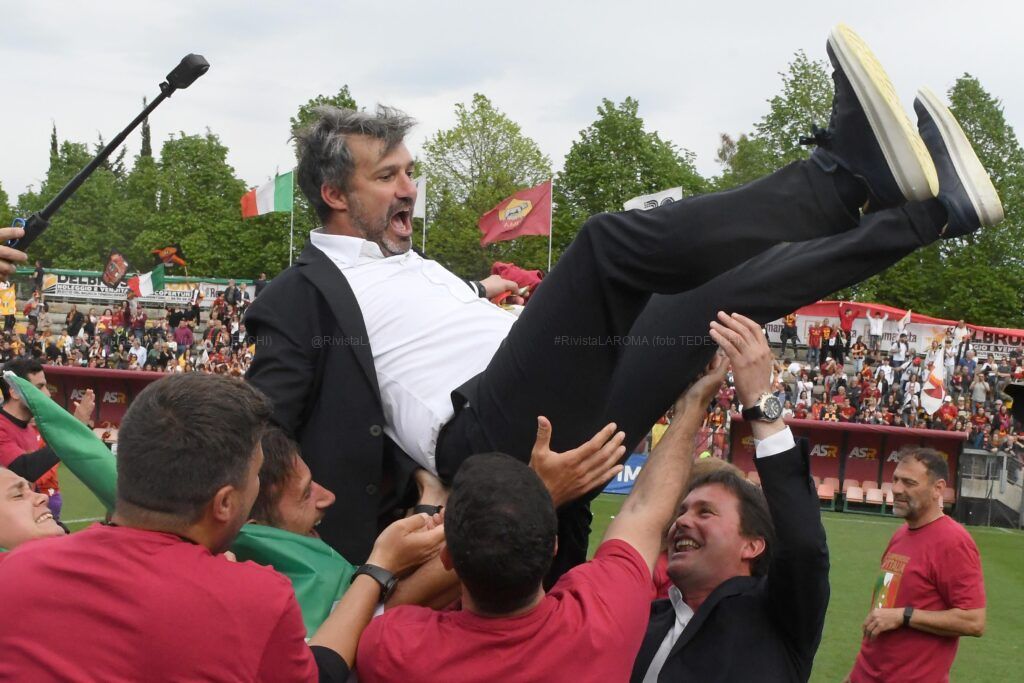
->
<box><xmin>631</xmin><ymin>312</ymin><xmax>829</xmax><ymax>683</ymax></box>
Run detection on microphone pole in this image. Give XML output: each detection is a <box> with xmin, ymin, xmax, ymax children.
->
<box><xmin>9</xmin><ymin>54</ymin><xmax>210</xmax><ymax>252</ymax></box>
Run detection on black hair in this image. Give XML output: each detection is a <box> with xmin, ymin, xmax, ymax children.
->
<box><xmin>250</xmin><ymin>426</ymin><xmax>300</xmax><ymax>527</ymax></box>
<box><xmin>899</xmin><ymin>447</ymin><xmax>949</xmax><ymax>483</ymax></box>
<box><xmin>685</xmin><ymin>467</ymin><xmax>776</xmax><ymax>576</ymax></box>
<box><xmin>1</xmin><ymin>357</ymin><xmax>45</xmax><ymax>401</ymax></box>
<box><xmin>445</xmin><ymin>453</ymin><xmax>557</xmax><ymax>614</ymax></box>
<box><xmin>115</xmin><ymin>374</ymin><xmax>272</xmax><ymax>523</ymax></box>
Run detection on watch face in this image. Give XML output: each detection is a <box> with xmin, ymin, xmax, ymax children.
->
<box><xmin>762</xmin><ymin>396</ymin><xmax>784</xmax><ymax>421</ymax></box>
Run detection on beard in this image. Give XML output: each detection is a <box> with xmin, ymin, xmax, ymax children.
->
<box><xmin>348</xmin><ymin>194</ymin><xmax>413</xmax><ymax>256</ymax></box>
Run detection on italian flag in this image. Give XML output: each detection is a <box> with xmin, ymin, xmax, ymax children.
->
<box><xmin>241</xmin><ymin>171</ymin><xmax>294</xmax><ymax>218</ymax></box>
<box><xmin>127</xmin><ymin>264</ymin><xmax>166</xmax><ymax>297</ymax></box>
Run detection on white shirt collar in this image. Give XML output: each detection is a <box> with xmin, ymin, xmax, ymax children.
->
<box><xmin>667</xmin><ymin>585</ymin><xmax>694</xmax><ymax>625</ymax></box>
<box><xmin>309</xmin><ymin>228</ymin><xmax>386</xmax><ymax>267</ymax></box>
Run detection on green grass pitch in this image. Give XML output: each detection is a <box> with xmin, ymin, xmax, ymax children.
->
<box><xmin>56</xmin><ymin>473</ymin><xmax>1022</xmax><ymax>680</ymax></box>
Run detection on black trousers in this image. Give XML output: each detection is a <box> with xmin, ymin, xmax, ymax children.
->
<box><xmin>436</xmin><ymin>159</ymin><xmax>945</xmax><ymax>577</ymax></box>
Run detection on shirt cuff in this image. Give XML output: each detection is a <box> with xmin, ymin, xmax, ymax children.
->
<box><xmin>754</xmin><ymin>427</ymin><xmax>795</xmax><ymax>458</ymax></box>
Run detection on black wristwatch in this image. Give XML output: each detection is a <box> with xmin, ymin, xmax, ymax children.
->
<box><xmin>352</xmin><ymin>564</ymin><xmax>398</xmax><ymax>602</ymax></box>
<box><xmin>741</xmin><ymin>393</ymin><xmax>784</xmax><ymax>422</ymax></box>
<box><xmin>413</xmin><ymin>504</ymin><xmax>444</xmax><ymax>516</ymax></box>
<box><xmin>903</xmin><ymin>606</ymin><xmax>914</xmax><ymax>628</ymax></box>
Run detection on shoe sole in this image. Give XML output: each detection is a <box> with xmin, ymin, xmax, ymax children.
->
<box><xmin>829</xmin><ymin>24</ymin><xmax>939</xmax><ymax>201</ymax></box>
<box><xmin>916</xmin><ymin>87</ymin><xmax>1004</xmax><ymax>226</ymax></box>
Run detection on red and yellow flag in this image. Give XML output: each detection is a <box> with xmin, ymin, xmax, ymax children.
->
<box><xmin>478</xmin><ymin>180</ymin><xmax>551</xmax><ymax>246</ymax></box>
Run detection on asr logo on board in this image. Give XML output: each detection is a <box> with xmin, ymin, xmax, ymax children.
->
<box><xmin>102</xmin><ymin>391</ymin><xmax>127</xmax><ymax>405</ymax></box>
<box><xmin>810</xmin><ymin>444</ymin><xmax>839</xmax><ymax>459</ymax></box>
<box><xmin>848</xmin><ymin>447</ymin><xmax>877</xmax><ymax>460</ymax></box>
<box><xmin>498</xmin><ymin>199</ymin><xmax>533</xmax><ymax>228</ymax></box>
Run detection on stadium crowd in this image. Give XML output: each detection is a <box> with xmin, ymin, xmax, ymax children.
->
<box><xmin>2</xmin><ymin>277</ymin><xmax>261</xmax><ymax>376</ymax></box>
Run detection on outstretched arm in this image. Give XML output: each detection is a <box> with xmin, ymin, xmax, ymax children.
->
<box><xmin>603</xmin><ymin>354</ymin><xmax>728</xmax><ymax>573</ymax></box>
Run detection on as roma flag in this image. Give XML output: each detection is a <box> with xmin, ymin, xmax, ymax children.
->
<box><xmin>478</xmin><ymin>180</ymin><xmax>551</xmax><ymax>246</ymax></box>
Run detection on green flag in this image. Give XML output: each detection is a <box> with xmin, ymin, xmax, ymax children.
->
<box><xmin>231</xmin><ymin>523</ymin><xmax>356</xmax><ymax>636</ymax></box>
<box><xmin>6</xmin><ymin>372</ymin><xmax>355</xmax><ymax>634</ymax></box>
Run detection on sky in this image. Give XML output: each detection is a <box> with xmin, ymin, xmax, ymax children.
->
<box><xmin>1</xmin><ymin>0</ymin><xmax>1020</xmax><ymax>203</ymax></box>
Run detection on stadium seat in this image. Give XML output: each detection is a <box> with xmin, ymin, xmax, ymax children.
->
<box><xmin>862</xmin><ymin>480</ymin><xmax>878</xmax><ymax>491</ymax></box>
<box><xmin>824</xmin><ymin>477</ymin><xmax>840</xmax><ymax>494</ymax></box>
<box><xmin>864</xmin><ymin>488</ymin><xmax>886</xmax><ymax>514</ymax></box>
<box><xmin>817</xmin><ymin>484</ymin><xmax>836</xmax><ymax>511</ymax></box>
<box><xmin>842</xmin><ymin>478</ymin><xmax>860</xmax><ymax>494</ymax></box>
<box><xmin>842</xmin><ymin>486</ymin><xmax>865</xmax><ymax>512</ymax></box>
<box><xmin>746</xmin><ymin>471</ymin><xmax>761</xmax><ymax>486</ymax></box>
<box><xmin>811</xmin><ymin>475</ymin><xmax>821</xmax><ymax>487</ymax></box>
<box><xmin>880</xmin><ymin>482</ymin><xmax>893</xmax><ymax>494</ymax></box>
<box><xmin>884</xmin><ymin>489</ymin><xmax>894</xmax><ymax>506</ymax></box>
<box><xmin>942</xmin><ymin>488</ymin><xmax>957</xmax><ymax>508</ymax></box>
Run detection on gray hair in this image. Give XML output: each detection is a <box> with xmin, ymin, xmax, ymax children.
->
<box><xmin>293</xmin><ymin>105</ymin><xmax>416</xmax><ymax>222</ymax></box>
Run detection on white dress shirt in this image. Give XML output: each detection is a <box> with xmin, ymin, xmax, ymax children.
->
<box><xmin>308</xmin><ymin>230</ymin><xmax>516</xmax><ymax>471</ymax></box>
<box><xmin>641</xmin><ymin>426</ymin><xmax>794</xmax><ymax>682</ymax></box>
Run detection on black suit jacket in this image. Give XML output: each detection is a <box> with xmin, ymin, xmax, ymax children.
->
<box><xmin>630</xmin><ymin>439</ymin><xmax>830</xmax><ymax>683</ymax></box>
<box><xmin>244</xmin><ymin>242</ymin><xmax>418</xmax><ymax>563</ymax></box>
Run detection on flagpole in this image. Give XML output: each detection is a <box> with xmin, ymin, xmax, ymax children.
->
<box><xmin>547</xmin><ymin>178</ymin><xmax>553</xmax><ymax>272</ymax></box>
<box><xmin>288</xmin><ymin>171</ymin><xmax>296</xmax><ymax>266</ymax></box>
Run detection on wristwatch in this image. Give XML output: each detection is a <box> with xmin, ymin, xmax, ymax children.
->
<box><xmin>352</xmin><ymin>564</ymin><xmax>398</xmax><ymax>602</ymax></box>
<box><xmin>903</xmin><ymin>606</ymin><xmax>914</xmax><ymax>628</ymax></box>
<box><xmin>742</xmin><ymin>393</ymin><xmax>784</xmax><ymax>422</ymax></box>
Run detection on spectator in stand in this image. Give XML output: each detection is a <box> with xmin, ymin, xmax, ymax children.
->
<box><xmin>82</xmin><ymin>307</ymin><xmax>97</xmax><ymax>339</ymax></box>
<box><xmin>254</xmin><ymin>272</ymin><xmax>268</xmax><ymax>297</ymax></box>
<box><xmin>848</xmin><ymin>449</ymin><xmax>985</xmax><ymax>683</ymax></box>
<box><xmin>64</xmin><ymin>305</ymin><xmax>84</xmax><ymax>339</ymax></box>
<box><xmin>850</xmin><ymin>335</ymin><xmax>868</xmax><ymax>374</ymax></box>
<box><xmin>868</xmin><ymin>311</ymin><xmax>887</xmax><ymax>353</ymax></box>
<box><xmin>952</xmin><ymin>320</ymin><xmax>971</xmax><ymax>362</ymax></box>
<box><xmin>959</xmin><ymin>349</ymin><xmax>977</xmax><ymax>378</ymax></box>
<box><xmin>831</xmin><ymin>327</ymin><xmax>849</xmax><ymax>367</ymax></box>
<box><xmin>166</xmin><ymin>305</ymin><xmax>184</xmax><ymax>331</ymax></box>
<box><xmin>807</xmin><ymin>322</ymin><xmax>822</xmax><ymax>366</ymax></box>
<box><xmin>969</xmin><ymin>373</ymin><xmax>990</xmax><ymax>411</ymax></box>
<box><xmin>173</xmin><ymin>320</ymin><xmax>194</xmax><ymax>359</ymax></box>
<box><xmin>890</xmin><ymin>333</ymin><xmax>910</xmax><ymax>380</ymax></box>
<box><xmin>23</xmin><ymin>292</ymin><xmax>45</xmax><ymax>330</ymax></box>
<box><xmin>819</xmin><ymin>318</ymin><xmax>834</xmax><ymax>357</ymax></box>
<box><xmin>223</xmin><ymin>279</ymin><xmax>242</xmax><ymax>311</ymax></box>
<box><xmin>839</xmin><ymin>304</ymin><xmax>858</xmax><ymax>338</ymax></box>
<box><xmin>238</xmin><ymin>282</ymin><xmax>252</xmax><ymax>312</ymax></box>
<box><xmin>779</xmin><ymin>312</ymin><xmax>799</xmax><ymax>359</ymax></box>
<box><xmin>131</xmin><ymin>307</ymin><xmax>147</xmax><ymax>342</ymax></box>
<box><xmin>32</xmin><ymin>260</ymin><xmax>44</xmax><ymax>293</ymax></box>
<box><xmin>935</xmin><ymin>396</ymin><xmax>958</xmax><ymax>430</ymax></box>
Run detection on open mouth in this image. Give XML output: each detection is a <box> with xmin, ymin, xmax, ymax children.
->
<box><xmin>389</xmin><ymin>209</ymin><xmax>413</xmax><ymax>239</ymax></box>
<box><xmin>672</xmin><ymin>537</ymin><xmax>702</xmax><ymax>554</ymax></box>
<box><xmin>35</xmin><ymin>511</ymin><xmax>54</xmax><ymax>525</ymax></box>
<box><xmin>308</xmin><ymin>517</ymin><xmax>323</xmax><ymax>538</ymax></box>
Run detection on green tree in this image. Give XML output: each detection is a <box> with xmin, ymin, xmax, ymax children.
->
<box><xmin>0</xmin><ymin>181</ymin><xmax>12</xmax><ymax>228</ymax></box>
<box><xmin>17</xmin><ymin>139</ymin><xmax>124</xmax><ymax>269</ymax></box>
<box><xmin>420</xmin><ymin>94</ymin><xmax>551</xmax><ymax>276</ymax></box>
<box><xmin>842</xmin><ymin>75</ymin><xmax>1024</xmax><ymax>326</ymax></box>
<box><xmin>133</xmin><ymin>131</ymin><xmax>257</xmax><ymax>277</ymax></box>
<box><xmin>553</xmin><ymin>97</ymin><xmax>706</xmax><ymax>259</ymax></box>
<box><xmin>715</xmin><ymin>51</ymin><xmax>832</xmax><ymax>189</ymax></box>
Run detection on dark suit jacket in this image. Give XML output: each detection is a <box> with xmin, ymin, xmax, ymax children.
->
<box><xmin>245</xmin><ymin>242</ymin><xmax>418</xmax><ymax>563</ymax></box>
<box><xmin>630</xmin><ymin>439</ymin><xmax>829</xmax><ymax>683</ymax></box>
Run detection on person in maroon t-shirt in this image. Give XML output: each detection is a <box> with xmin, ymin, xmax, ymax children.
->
<box><xmin>0</xmin><ymin>374</ymin><xmax>445</xmax><ymax>682</ymax></box>
<box><xmin>850</xmin><ymin>449</ymin><xmax>985</xmax><ymax>683</ymax></box>
<box><xmin>807</xmin><ymin>323</ymin><xmax>823</xmax><ymax>365</ymax></box>
<box><xmin>356</xmin><ymin>352</ymin><xmax>729</xmax><ymax>683</ymax></box>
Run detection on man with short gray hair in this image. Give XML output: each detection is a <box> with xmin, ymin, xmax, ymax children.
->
<box><xmin>848</xmin><ymin>448</ymin><xmax>985</xmax><ymax>682</ymax></box>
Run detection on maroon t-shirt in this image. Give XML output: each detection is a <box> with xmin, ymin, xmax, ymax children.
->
<box><xmin>851</xmin><ymin>515</ymin><xmax>985</xmax><ymax>683</ymax></box>
<box><xmin>357</xmin><ymin>540</ymin><xmax>654</xmax><ymax>682</ymax></box>
<box><xmin>0</xmin><ymin>524</ymin><xmax>317</xmax><ymax>682</ymax></box>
